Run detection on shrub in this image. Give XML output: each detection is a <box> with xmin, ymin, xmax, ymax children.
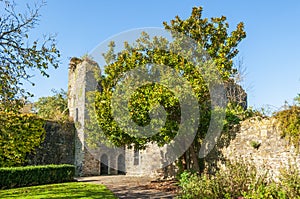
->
<box><xmin>243</xmin><ymin>183</ymin><xmax>287</xmax><ymax>199</ymax></box>
<box><xmin>178</xmin><ymin>159</ymin><xmax>260</xmax><ymax>199</ymax></box>
<box><xmin>279</xmin><ymin>163</ymin><xmax>300</xmax><ymax>198</ymax></box>
<box><xmin>0</xmin><ymin>164</ymin><xmax>75</xmax><ymax>189</ymax></box>
<box><xmin>178</xmin><ymin>159</ymin><xmax>300</xmax><ymax>199</ymax></box>
<box><xmin>250</xmin><ymin>140</ymin><xmax>261</xmax><ymax>149</ymax></box>
<box><xmin>274</xmin><ymin>105</ymin><xmax>300</xmax><ymax>147</ymax></box>
<box><xmin>178</xmin><ymin>171</ymin><xmax>219</xmax><ymax>199</ymax></box>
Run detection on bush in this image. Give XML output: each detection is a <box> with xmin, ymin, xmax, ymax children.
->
<box><xmin>243</xmin><ymin>183</ymin><xmax>287</xmax><ymax>199</ymax></box>
<box><xmin>178</xmin><ymin>171</ymin><xmax>222</xmax><ymax>199</ymax></box>
<box><xmin>274</xmin><ymin>105</ymin><xmax>300</xmax><ymax>147</ymax></box>
<box><xmin>178</xmin><ymin>159</ymin><xmax>266</xmax><ymax>199</ymax></box>
<box><xmin>0</xmin><ymin>164</ymin><xmax>75</xmax><ymax>189</ymax></box>
<box><xmin>279</xmin><ymin>163</ymin><xmax>300</xmax><ymax>198</ymax></box>
<box><xmin>178</xmin><ymin>160</ymin><xmax>300</xmax><ymax>199</ymax></box>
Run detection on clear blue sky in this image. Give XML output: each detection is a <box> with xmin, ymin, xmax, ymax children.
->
<box><xmin>24</xmin><ymin>0</ymin><xmax>300</xmax><ymax>111</ymax></box>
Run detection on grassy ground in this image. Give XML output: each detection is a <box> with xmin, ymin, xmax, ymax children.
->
<box><xmin>0</xmin><ymin>182</ymin><xmax>117</xmax><ymax>199</ymax></box>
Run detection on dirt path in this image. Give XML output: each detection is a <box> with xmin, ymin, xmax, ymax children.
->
<box><xmin>76</xmin><ymin>175</ymin><xmax>177</xmax><ymax>199</ymax></box>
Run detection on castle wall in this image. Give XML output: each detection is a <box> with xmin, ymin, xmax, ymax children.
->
<box><xmin>206</xmin><ymin>117</ymin><xmax>300</xmax><ymax>181</ymax></box>
<box><xmin>125</xmin><ymin>144</ymin><xmax>166</xmax><ymax>176</ymax></box>
<box><xmin>26</xmin><ymin>121</ymin><xmax>75</xmax><ymax>166</ymax></box>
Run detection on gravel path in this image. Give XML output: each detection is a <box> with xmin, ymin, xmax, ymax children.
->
<box><xmin>76</xmin><ymin>175</ymin><xmax>177</xmax><ymax>199</ymax></box>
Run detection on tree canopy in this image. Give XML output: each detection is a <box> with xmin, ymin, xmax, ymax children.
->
<box><xmin>91</xmin><ymin>6</ymin><xmax>246</xmax><ymax>172</ymax></box>
<box><xmin>34</xmin><ymin>89</ymin><xmax>68</xmax><ymax>120</ymax></box>
<box><xmin>0</xmin><ymin>0</ymin><xmax>60</xmax><ymax>110</ymax></box>
<box><xmin>0</xmin><ymin>0</ymin><xmax>59</xmax><ymax>167</ymax></box>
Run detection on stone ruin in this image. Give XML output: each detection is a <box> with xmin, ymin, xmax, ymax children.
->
<box><xmin>64</xmin><ymin>56</ymin><xmax>299</xmax><ymax>180</ymax></box>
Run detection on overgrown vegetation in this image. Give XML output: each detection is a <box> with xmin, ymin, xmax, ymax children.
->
<box><xmin>0</xmin><ymin>89</ymin><xmax>70</xmax><ymax>167</ymax></box>
<box><xmin>0</xmin><ymin>111</ymin><xmax>45</xmax><ymax>167</ymax></box>
<box><xmin>275</xmin><ymin>105</ymin><xmax>300</xmax><ymax>147</ymax></box>
<box><xmin>223</xmin><ymin>102</ymin><xmax>256</xmax><ymax>131</ymax></box>
<box><xmin>178</xmin><ymin>159</ymin><xmax>300</xmax><ymax>199</ymax></box>
<box><xmin>0</xmin><ymin>164</ymin><xmax>75</xmax><ymax>189</ymax></box>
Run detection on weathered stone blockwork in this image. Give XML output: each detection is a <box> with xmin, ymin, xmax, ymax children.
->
<box><xmin>126</xmin><ymin>143</ymin><xmax>169</xmax><ymax>177</ymax></box>
<box><xmin>206</xmin><ymin>117</ymin><xmax>300</xmax><ymax>181</ymax></box>
<box><xmin>68</xmin><ymin>58</ymin><xmax>101</xmax><ymax>176</ymax></box>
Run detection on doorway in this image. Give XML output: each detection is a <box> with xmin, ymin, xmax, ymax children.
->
<box><xmin>117</xmin><ymin>154</ymin><xmax>125</xmax><ymax>175</ymax></box>
<box><xmin>100</xmin><ymin>154</ymin><xmax>109</xmax><ymax>175</ymax></box>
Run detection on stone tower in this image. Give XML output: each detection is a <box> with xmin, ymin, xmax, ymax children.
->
<box><xmin>67</xmin><ymin>57</ymin><xmax>101</xmax><ymax>176</ymax></box>
<box><xmin>67</xmin><ymin>57</ymin><xmax>169</xmax><ymax>177</ymax></box>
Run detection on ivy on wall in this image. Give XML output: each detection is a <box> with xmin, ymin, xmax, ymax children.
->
<box><xmin>0</xmin><ymin>112</ymin><xmax>46</xmax><ymax>167</ymax></box>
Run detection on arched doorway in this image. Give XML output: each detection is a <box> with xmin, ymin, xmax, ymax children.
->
<box><xmin>100</xmin><ymin>154</ymin><xmax>109</xmax><ymax>175</ymax></box>
<box><xmin>117</xmin><ymin>154</ymin><xmax>125</xmax><ymax>175</ymax></box>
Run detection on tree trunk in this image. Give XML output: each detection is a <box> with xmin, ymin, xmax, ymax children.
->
<box><xmin>189</xmin><ymin>142</ymin><xmax>200</xmax><ymax>172</ymax></box>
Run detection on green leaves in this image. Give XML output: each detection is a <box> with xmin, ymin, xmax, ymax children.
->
<box><xmin>0</xmin><ymin>111</ymin><xmax>46</xmax><ymax>167</ymax></box>
<box><xmin>93</xmin><ymin>7</ymin><xmax>246</xmax><ymax>155</ymax></box>
<box><xmin>275</xmin><ymin>105</ymin><xmax>300</xmax><ymax>147</ymax></box>
<box><xmin>0</xmin><ymin>0</ymin><xmax>60</xmax><ymax>111</ymax></box>
<box><xmin>0</xmin><ymin>164</ymin><xmax>75</xmax><ymax>189</ymax></box>
<box><xmin>34</xmin><ymin>89</ymin><xmax>68</xmax><ymax>121</ymax></box>
<box><xmin>164</xmin><ymin>7</ymin><xmax>246</xmax><ymax>79</ymax></box>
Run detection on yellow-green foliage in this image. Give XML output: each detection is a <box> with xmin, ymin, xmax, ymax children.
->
<box><xmin>95</xmin><ymin>6</ymin><xmax>246</xmax><ymax>151</ymax></box>
<box><xmin>0</xmin><ymin>111</ymin><xmax>46</xmax><ymax>167</ymax></box>
<box><xmin>178</xmin><ymin>160</ymin><xmax>300</xmax><ymax>199</ymax></box>
<box><xmin>275</xmin><ymin>105</ymin><xmax>300</xmax><ymax>147</ymax></box>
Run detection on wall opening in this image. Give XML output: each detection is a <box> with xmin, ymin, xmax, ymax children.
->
<box><xmin>133</xmin><ymin>148</ymin><xmax>139</xmax><ymax>165</ymax></box>
<box><xmin>100</xmin><ymin>154</ymin><xmax>109</xmax><ymax>175</ymax></box>
<box><xmin>117</xmin><ymin>154</ymin><xmax>125</xmax><ymax>175</ymax></box>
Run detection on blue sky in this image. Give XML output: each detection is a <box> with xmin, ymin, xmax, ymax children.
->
<box><xmin>23</xmin><ymin>0</ymin><xmax>300</xmax><ymax>111</ymax></box>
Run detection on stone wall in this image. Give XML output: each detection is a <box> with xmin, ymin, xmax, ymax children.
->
<box><xmin>26</xmin><ymin>114</ymin><xmax>300</xmax><ymax>181</ymax></box>
<box><xmin>126</xmin><ymin>144</ymin><xmax>167</xmax><ymax>177</ymax></box>
<box><xmin>206</xmin><ymin>117</ymin><xmax>300</xmax><ymax>181</ymax></box>
<box><xmin>82</xmin><ymin>148</ymin><xmax>100</xmax><ymax>176</ymax></box>
<box><xmin>27</xmin><ymin>121</ymin><xmax>75</xmax><ymax>165</ymax></box>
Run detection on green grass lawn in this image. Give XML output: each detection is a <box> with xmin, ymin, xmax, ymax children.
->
<box><xmin>0</xmin><ymin>182</ymin><xmax>117</xmax><ymax>199</ymax></box>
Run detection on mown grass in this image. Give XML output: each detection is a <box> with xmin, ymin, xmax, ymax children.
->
<box><xmin>0</xmin><ymin>182</ymin><xmax>117</xmax><ymax>199</ymax></box>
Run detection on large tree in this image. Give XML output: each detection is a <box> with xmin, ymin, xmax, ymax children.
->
<box><xmin>0</xmin><ymin>0</ymin><xmax>59</xmax><ymax>167</ymax></box>
<box><xmin>93</xmin><ymin>7</ymin><xmax>246</xmax><ymax>172</ymax></box>
<box><xmin>0</xmin><ymin>0</ymin><xmax>60</xmax><ymax>110</ymax></box>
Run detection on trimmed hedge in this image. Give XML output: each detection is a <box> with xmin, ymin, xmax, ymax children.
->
<box><xmin>0</xmin><ymin>164</ymin><xmax>75</xmax><ymax>189</ymax></box>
